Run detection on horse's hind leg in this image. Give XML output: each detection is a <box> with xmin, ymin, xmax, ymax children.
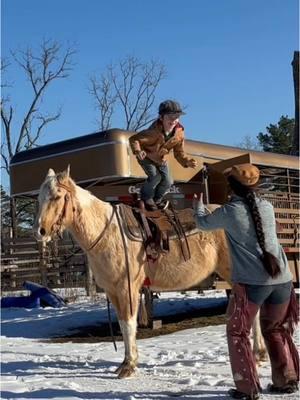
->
<box><xmin>107</xmin><ymin>289</ymin><xmax>139</xmax><ymax>378</ymax></box>
<box><xmin>252</xmin><ymin>310</ymin><xmax>268</xmax><ymax>364</ymax></box>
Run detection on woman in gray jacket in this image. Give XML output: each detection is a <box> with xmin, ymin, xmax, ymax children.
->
<box><xmin>194</xmin><ymin>163</ymin><xmax>299</xmax><ymax>400</ymax></box>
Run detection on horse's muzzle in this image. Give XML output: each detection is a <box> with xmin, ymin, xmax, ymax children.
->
<box><xmin>33</xmin><ymin>224</ymin><xmax>51</xmax><ymax>242</ymax></box>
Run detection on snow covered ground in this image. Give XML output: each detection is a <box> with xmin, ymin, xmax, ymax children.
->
<box><xmin>1</xmin><ymin>290</ymin><xmax>299</xmax><ymax>399</ymax></box>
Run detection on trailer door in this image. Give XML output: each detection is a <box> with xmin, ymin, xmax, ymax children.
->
<box><xmin>208</xmin><ymin>153</ymin><xmax>251</xmax><ymax>204</ymax></box>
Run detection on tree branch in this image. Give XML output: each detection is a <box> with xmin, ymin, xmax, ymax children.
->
<box><xmin>11</xmin><ymin>39</ymin><xmax>76</xmax><ymax>153</ymax></box>
<box><xmin>89</xmin><ymin>75</ymin><xmax>116</xmax><ymax>131</ymax></box>
<box><xmin>1</xmin><ymin>144</ymin><xmax>10</xmax><ymax>175</ymax></box>
<box><xmin>90</xmin><ymin>56</ymin><xmax>167</xmax><ymax>132</ymax></box>
<box><xmin>1</xmin><ymin>105</ymin><xmax>14</xmax><ymax>159</ymax></box>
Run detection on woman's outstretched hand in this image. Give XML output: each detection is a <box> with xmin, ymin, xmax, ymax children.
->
<box><xmin>193</xmin><ymin>193</ymin><xmax>204</xmax><ymax>211</ymax></box>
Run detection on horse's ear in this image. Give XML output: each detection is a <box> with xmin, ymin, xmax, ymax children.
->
<box><xmin>47</xmin><ymin>168</ymin><xmax>56</xmax><ymax>177</ymax></box>
<box><xmin>66</xmin><ymin>164</ymin><xmax>70</xmax><ymax>177</ymax></box>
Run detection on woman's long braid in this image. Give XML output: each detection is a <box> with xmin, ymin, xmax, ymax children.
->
<box><xmin>228</xmin><ymin>176</ymin><xmax>281</xmax><ymax>278</ymax></box>
<box><xmin>245</xmin><ymin>191</ymin><xmax>267</xmax><ymax>252</ymax></box>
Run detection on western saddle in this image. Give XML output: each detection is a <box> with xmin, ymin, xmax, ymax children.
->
<box><xmin>119</xmin><ymin>201</ymin><xmax>199</xmax><ymax>263</ymax></box>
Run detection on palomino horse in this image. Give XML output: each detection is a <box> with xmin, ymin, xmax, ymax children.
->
<box><xmin>34</xmin><ymin>167</ymin><xmax>266</xmax><ymax>378</ymax></box>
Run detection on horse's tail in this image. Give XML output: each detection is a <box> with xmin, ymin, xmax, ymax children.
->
<box><xmin>215</xmin><ymin>230</ymin><xmax>231</xmax><ymax>282</ymax></box>
<box><xmin>138</xmin><ymin>288</ymin><xmax>152</xmax><ymax>328</ymax></box>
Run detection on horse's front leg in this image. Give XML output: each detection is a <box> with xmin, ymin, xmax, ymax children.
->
<box><xmin>116</xmin><ymin>316</ymin><xmax>138</xmax><ymax>378</ymax></box>
<box><xmin>107</xmin><ymin>289</ymin><xmax>139</xmax><ymax>378</ymax></box>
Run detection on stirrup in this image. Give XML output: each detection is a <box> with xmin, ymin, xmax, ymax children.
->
<box><xmin>228</xmin><ymin>388</ymin><xmax>259</xmax><ymax>400</ymax></box>
<box><xmin>156</xmin><ymin>200</ymin><xmax>169</xmax><ymax>210</ymax></box>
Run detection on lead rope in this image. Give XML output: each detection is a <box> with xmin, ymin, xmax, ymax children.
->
<box><xmin>107</xmin><ymin>296</ymin><xmax>118</xmax><ymax>352</ymax></box>
<box><xmin>114</xmin><ymin>205</ymin><xmax>133</xmax><ymax>317</ymax></box>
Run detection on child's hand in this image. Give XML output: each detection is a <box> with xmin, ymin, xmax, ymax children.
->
<box><xmin>159</xmin><ymin>148</ymin><xmax>169</xmax><ymax>157</ymax></box>
<box><xmin>137</xmin><ymin>150</ymin><xmax>147</xmax><ymax>161</ymax></box>
<box><xmin>187</xmin><ymin>159</ymin><xmax>197</xmax><ymax>168</ymax></box>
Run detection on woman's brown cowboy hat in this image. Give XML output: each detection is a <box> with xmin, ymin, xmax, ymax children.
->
<box><xmin>223</xmin><ymin>163</ymin><xmax>260</xmax><ymax>187</ymax></box>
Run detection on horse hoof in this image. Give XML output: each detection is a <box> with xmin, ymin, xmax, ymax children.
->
<box><xmin>117</xmin><ymin>365</ymin><xmax>136</xmax><ymax>379</ymax></box>
<box><xmin>115</xmin><ymin>364</ymin><xmax>122</xmax><ymax>374</ymax></box>
<box><xmin>255</xmin><ymin>349</ymin><xmax>268</xmax><ymax>364</ymax></box>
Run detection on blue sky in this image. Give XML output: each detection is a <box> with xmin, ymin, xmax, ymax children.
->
<box><xmin>2</xmin><ymin>0</ymin><xmax>299</xmax><ymax>151</ymax></box>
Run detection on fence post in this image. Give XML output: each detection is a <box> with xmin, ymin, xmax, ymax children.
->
<box><xmin>51</xmin><ymin>240</ymin><xmax>61</xmax><ymax>286</ymax></box>
<box><xmin>38</xmin><ymin>241</ymin><xmax>48</xmax><ymax>286</ymax></box>
<box><xmin>85</xmin><ymin>259</ymin><xmax>97</xmax><ymax>299</ymax></box>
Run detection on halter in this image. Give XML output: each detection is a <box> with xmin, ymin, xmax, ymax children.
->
<box><xmin>51</xmin><ymin>182</ymin><xmax>74</xmax><ymax>238</ymax></box>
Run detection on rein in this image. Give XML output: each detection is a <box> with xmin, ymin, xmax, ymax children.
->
<box><xmin>86</xmin><ymin>207</ymin><xmax>116</xmax><ymax>252</ymax></box>
<box><xmin>115</xmin><ymin>205</ymin><xmax>133</xmax><ymax>317</ymax></box>
<box><xmin>55</xmin><ymin>182</ymin><xmax>116</xmax><ymax>252</ymax></box>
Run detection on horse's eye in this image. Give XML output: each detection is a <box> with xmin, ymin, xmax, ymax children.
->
<box><xmin>52</xmin><ymin>195</ymin><xmax>61</xmax><ymax>201</ymax></box>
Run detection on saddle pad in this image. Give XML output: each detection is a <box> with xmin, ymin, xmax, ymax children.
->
<box><xmin>118</xmin><ymin>204</ymin><xmax>199</xmax><ymax>242</ymax></box>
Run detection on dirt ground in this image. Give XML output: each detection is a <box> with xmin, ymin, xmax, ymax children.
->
<box><xmin>50</xmin><ymin>303</ymin><xmax>227</xmax><ymax>343</ymax></box>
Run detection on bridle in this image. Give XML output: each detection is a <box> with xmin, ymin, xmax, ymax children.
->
<box><xmin>49</xmin><ymin>182</ymin><xmax>116</xmax><ymax>251</ymax></box>
<box><xmin>49</xmin><ymin>182</ymin><xmax>74</xmax><ymax>238</ymax></box>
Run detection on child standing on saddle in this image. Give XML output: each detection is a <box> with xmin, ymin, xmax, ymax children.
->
<box><xmin>129</xmin><ymin>100</ymin><xmax>197</xmax><ymax>211</ymax></box>
<box><xmin>193</xmin><ymin>163</ymin><xmax>299</xmax><ymax>400</ymax></box>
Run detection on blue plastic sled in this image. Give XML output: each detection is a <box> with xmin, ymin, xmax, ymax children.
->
<box><xmin>1</xmin><ymin>281</ymin><xmax>66</xmax><ymax>308</ymax></box>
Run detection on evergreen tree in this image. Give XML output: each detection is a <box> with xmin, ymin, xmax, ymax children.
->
<box><xmin>257</xmin><ymin>116</ymin><xmax>295</xmax><ymax>154</ymax></box>
<box><xmin>1</xmin><ymin>186</ymin><xmax>11</xmax><ymax>237</ymax></box>
<box><xmin>1</xmin><ymin>186</ymin><xmax>36</xmax><ymax>238</ymax></box>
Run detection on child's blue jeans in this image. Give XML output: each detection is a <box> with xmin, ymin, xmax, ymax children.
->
<box><xmin>138</xmin><ymin>158</ymin><xmax>173</xmax><ymax>202</ymax></box>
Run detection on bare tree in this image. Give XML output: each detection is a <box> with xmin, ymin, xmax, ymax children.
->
<box><xmin>237</xmin><ymin>135</ymin><xmax>261</xmax><ymax>151</ymax></box>
<box><xmin>89</xmin><ymin>55</ymin><xmax>167</xmax><ymax>131</ymax></box>
<box><xmin>1</xmin><ymin>39</ymin><xmax>76</xmax><ymax>236</ymax></box>
<box><xmin>89</xmin><ymin>74</ymin><xmax>117</xmax><ymax>131</ymax></box>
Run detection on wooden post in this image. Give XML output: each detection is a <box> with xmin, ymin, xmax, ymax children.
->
<box><xmin>10</xmin><ymin>197</ymin><xmax>17</xmax><ymax>239</ymax></box>
<box><xmin>85</xmin><ymin>260</ymin><xmax>97</xmax><ymax>299</ymax></box>
<box><xmin>139</xmin><ymin>287</ymin><xmax>162</xmax><ymax>329</ymax></box>
<box><xmin>291</xmin><ymin>51</ymin><xmax>299</xmax><ymax>156</ymax></box>
<box><xmin>203</xmin><ymin>165</ymin><xmax>210</xmax><ymax>204</ymax></box>
<box><xmin>11</xmin><ymin>268</ymin><xmax>17</xmax><ymax>289</ymax></box>
<box><xmin>38</xmin><ymin>241</ymin><xmax>48</xmax><ymax>286</ymax></box>
<box><xmin>287</xmin><ymin>168</ymin><xmax>290</xmax><ymax>193</ymax></box>
<box><xmin>51</xmin><ymin>240</ymin><xmax>61</xmax><ymax>286</ymax></box>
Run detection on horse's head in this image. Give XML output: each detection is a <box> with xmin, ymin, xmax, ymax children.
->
<box><xmin>34</xmin><ymin>166</ymin><xmax>75</xmax><ymax>242</ymax></box>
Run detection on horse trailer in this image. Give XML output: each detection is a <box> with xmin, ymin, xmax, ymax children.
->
<box><xmin>8</xmin><ymin>129</ymin><xmax>300</xmax><ymax>290</ymax></box>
